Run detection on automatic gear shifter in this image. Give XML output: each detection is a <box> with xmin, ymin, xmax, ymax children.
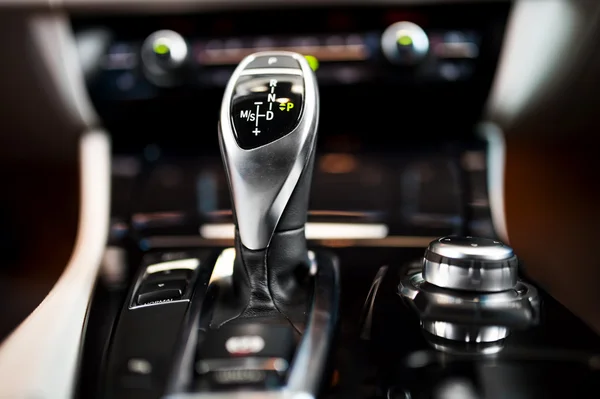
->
<box><xmin>164</xmin><ymin>54</ymin><xmax>336</xmax><ymax>397</ymax></box>
<box><xmin>214</xmin><ymin>52</ymin><xmax>319</xmax><ymax>330</ymax></box>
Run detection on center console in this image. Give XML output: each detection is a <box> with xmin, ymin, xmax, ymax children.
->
<box><xmin>72</xmin><ymin>2</ymin><xmax>600</xmax><ymax>399</ymax></box>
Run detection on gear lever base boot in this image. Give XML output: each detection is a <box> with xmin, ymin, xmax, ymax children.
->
<box><xmin>213</xmin><ymin>51</ymin><xmax>319</xmax><ymax>332</ymax></box>
<box><xmin>210</xmin><ymin>227</ymin><xmax>312</xmax><ymax>333</ymax></box>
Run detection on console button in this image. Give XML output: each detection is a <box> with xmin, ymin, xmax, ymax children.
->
<box><xmin>136</xmin><ymin>280</ymin><xmax>187</xmax><ymax>305</ymax></box>
<box><xmin>205</xmin><ymin>369</ymin><xmax>283</xmax><ymax>389</ymax></box>
<box><xmin>145</xmin><ymin>269</ymin><xmax>193</xmax><ymax>283</ymax></box>
<box><xmin>245</xmin><ymin>55</ymin><xmax>300</xmax><ymax>69</ymax></box>
<box><xmin>381</xmin><ymin>21</ymin><xmax>430</xmax><ymax>65</ymax></box>
<box><xmin>230</xmin><ymin>74</ymin><xmax>304</xmax><ymax>149</ymax></box>
<box><xmin>196</xmin><ymin>323</ymin><xmax>295</xmax><ymax>390</ymax></box>
<box><xmin>198</xmin><ymin>322</ymin><xmax>296</xmax><ymax>360</ymax></box>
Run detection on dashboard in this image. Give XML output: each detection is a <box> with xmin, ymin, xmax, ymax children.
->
<box><xmin>73</xmin><ymin>2</ymin><xmax>510</xmax><ymax>153</ymax></box>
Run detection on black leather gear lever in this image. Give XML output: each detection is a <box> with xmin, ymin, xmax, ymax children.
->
<box><xmin>214</xmin><ymin>52</ymin><xmax>319</xmax><ymax>331</ymax></box>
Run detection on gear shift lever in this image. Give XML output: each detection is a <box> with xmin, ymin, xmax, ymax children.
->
<box><xmin>215</xmin><ymin>52</ymin><xmax>319</xmax><ymax>330</ymax></box>
<box><xmin>166</xmin><ymin>53</ymin><xmax>337</xmax><ymax>396</ymax></box>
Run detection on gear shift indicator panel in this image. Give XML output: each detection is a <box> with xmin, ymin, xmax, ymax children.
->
<box><xmin>231</xmin><ymin>74</ymin><xmax>304</xmax><ymax>149</ymax></box>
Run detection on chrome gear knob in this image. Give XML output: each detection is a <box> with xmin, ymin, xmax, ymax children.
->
<box><xmin>218</xmin><ymin>52</ymin><xmax>319</xmax><ymax>251</ymax></box>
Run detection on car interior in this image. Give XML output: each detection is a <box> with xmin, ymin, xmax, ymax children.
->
<box><xmin>1</xmin><ymin>0</ymin><xmax>600</xmax><ymax>398</ymax></box>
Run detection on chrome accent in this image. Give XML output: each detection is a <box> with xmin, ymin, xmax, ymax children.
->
<box><xmin>423</xmin><ymin>236</ymin><xmax>518</xmax><ymax>292</ymax></box>
<box><xmin>129</xmin><ymin>299</ymin><xmax>190</xmax><ymax>310</ymax></box>
<box><xmin>360</xmin><ymin>265</ymin><xmax>389</xmax><ymax>340</ymax></box>
<box><xmin>286</xmin><ymin>251</ymin><xmax>339</xmax><ymax>395</ymax></box>
<box><xmin>146</xmin><ymin>258</ymin><xmax>200</xmax><ymax>274</ymax></box>
<box><xmin>308</xmin><ymin>250</ymin><xmax>317</xmax><ymax>276</ymax></box>
<box><xmin>200</xmin><ymin>222</ymin><xmax>389</xmax><ymax>240</ymax></box>
<box><xmin>427</xmin><ymin>236</ymin><xmax>514</xmax><ymax>261</ymax></box>
<box><xmin>219</xmin><ymin>51</ymin><xmax>319</xmax><ymax>250</ymax></box>
<box><xmin>239</xmin><ymin>68</ymin><xmax>303</xmax><ymax>76</ymax></box>
<box><xmin>196</xmin><ymin>357</ymin><xmax>289</xmax><ymax>374</ymax></box>
<box><xmin>209</xmin><ymin>247</ymin><xmax>236</xmax><ymax>284</ymax></box>
<box><xmin>422</xmin><ymin>321</ymin><xmax>509</xmax><ymax>342</ymax></box>
<box><xmin>399</xmin><ymin>273</ymin><xmax>540</xmax><ymax>329</ymax></box>
<box><xmin>423</xmin><ymin>260</ymin><xmax>516</xmax><ymax>292</ymax></box>
<box><xmin>427</xmin><ymin>337</ymin><xmax>506</xmax><ymax>356</ymax></box>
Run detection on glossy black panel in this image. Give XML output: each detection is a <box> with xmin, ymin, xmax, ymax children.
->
<box><xmin>104</xmin><ymin>303</ymin><xmax>189</xmax><ymax>399</ymax></box>
<box><xmin>231</xmin><ymin>74</ymin><xmax>304</xmax><ymax>149</ymax></box>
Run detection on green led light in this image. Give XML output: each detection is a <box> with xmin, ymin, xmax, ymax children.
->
<box><xmin>153</xmin><ymin>42</ymin><xmax>170</xmax><ymax>55</ymax></box>
<box><xmin>304</xmin><ymin>55</ymin><xmax>319</xmax><ymax>71</ymax></box>
<box><xmin>398</xmin><ymin>35</ymin><xmax>413</xmax><ymax>46</ymax></box>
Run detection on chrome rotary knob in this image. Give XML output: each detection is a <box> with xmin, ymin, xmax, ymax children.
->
<box><xmin>423</xmin><ymin>236</ymin><xmax>518</xmax><ymax>292</ymax></box>
<box><xmin>141</xmin><ymin>30</ymin><xmax>189</xmax><ymax>87</ymax></box>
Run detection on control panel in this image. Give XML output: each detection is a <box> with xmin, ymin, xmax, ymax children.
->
<box><xmin>76</xmin><ymin>4</ymin><xmax>509</xmax><ymax>100</ymax></box>
<box><xmin>101</xmin><ymin>25</ymin><xmax>480</xmax><ymax>93</ymax></box>
<box><xmin>74</xmin><ymin>3</ymin><xmax>510</xmax><ymax>151</ymax></box>
<box><xmin>103</xmin><ymin>250</ymin><xmax>210</xmax><ymax>399</ymax></box>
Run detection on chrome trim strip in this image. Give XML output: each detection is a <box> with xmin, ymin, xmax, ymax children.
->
<box><xmin>239</xmin><ymin>68</ymin><xmax>303</xmax><ymax>76</ymax></box>
<box><xmin>423</xmin><ymin>256</ymin><xmax>517</xmax><ymax>292</ymax></box>
<box><xmin>422</xmin><ymin>321</ymin><xmax>509</xmax><ymax>342</ymax></box>
<box><xmin>146</xmin><ymin>258</ymin><xmax>200</xmax><ymax>274</ymax></box>
<box><xmin>399</xmin><ymin>273</ymin><xmax>540</xmax><ymax>328</ymax></box>
<box><xmin>426</xmin><ymin>236</ymin><xmax>514</xmax><ymax>261</ymax></box>
<box><xmin>200</xmin><ymin>222</ymin><xmax>389</xmax><ymax>240</ymax></box>
<box><xmin>196</xmin><ymin>357</ymin><xmax>289</xmax><ymax>374</ymax></box>
<box><xmin>129</xmin><ymin>298</ymin><xmax>190</xmax><ymax>310</ymax></box>
<box><xmin>209</xmin><ymin>247</ymin><xmax>236</xmax><ymax>284</ymax></box>
<box><xmin>286</xmin><ymin>252</ymin><xmax>339</xmax><ymax>394</ymax></box>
